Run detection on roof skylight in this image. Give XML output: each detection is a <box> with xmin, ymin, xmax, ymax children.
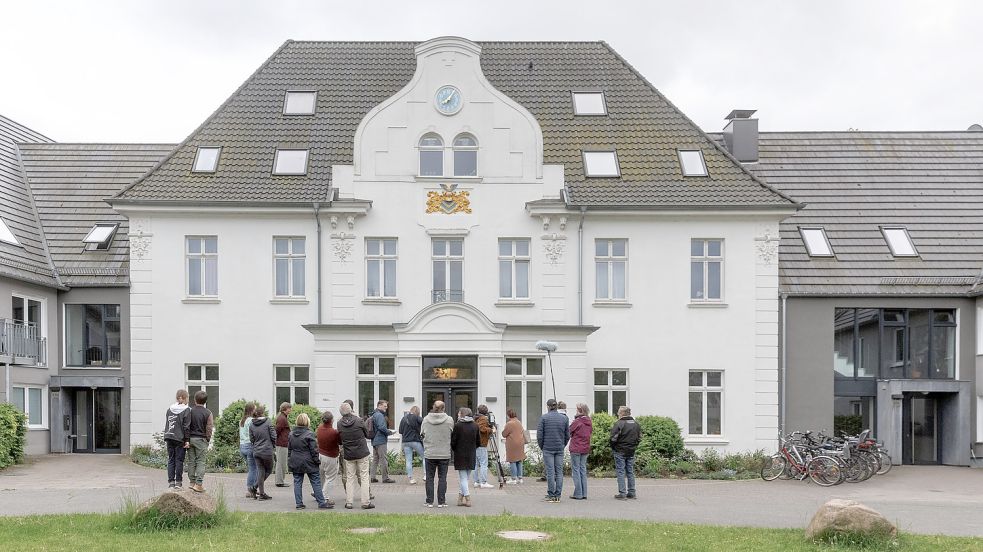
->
<box><xmin>582</xmin><ymin>151</ymin><xmax>620</xmax><ymax>177</ymax></box>
<box><xmin>273</xmin><ymin>149</ymin><xmax>309</xmax><ymax>175</ymax></box>
<box><xmin>283</xmin><ymin>91</ymin><xmax>317</xmax><ymax>115</ymax></box>
<box><xmin>881</xmin><ymin>227</ymin><xmax>918</xmax><ymax>257</ymax></box>
<box><xmin>0</xmin><ymin>217</ymin><xmax>19</xmax><ymax>245</ymax></box>
<box><xmin>679</xmin><ymin>150</ymin><xmax>708</xmax><ymax>177</ymax></box>
<box><xmin>192</xmin><ymin>147</ymin><xmax>221</xmax><ymax>173</ymax></box>
<box><xmin>83</xmin><ymin>223</ymin><xmax>119</xmax><ymax>250</ymax></box>
<box><xmin>799</xmin><ymin>227</ymin><xmax>834</xmax><ymax>257</ymax></box>
<box><xmin>572</xmin><ymin>92</ymin><xmax>607</xmax><ymax>115</ymax></box>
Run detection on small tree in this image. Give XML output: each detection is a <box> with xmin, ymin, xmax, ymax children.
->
<box><xmin>213</xmin><ymin>399</ymin><xmax>268</xmax><ymax>449</ymax></box>
<box><xmin>288</xmin><ymin>403</ymin><xmax>322</xmax><ymax>429</ymax></box>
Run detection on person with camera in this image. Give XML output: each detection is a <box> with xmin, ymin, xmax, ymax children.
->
<box><xmin>473</xmin><ymin>404</ymin><xmax>495</xmax><ymax>489</ymax></box>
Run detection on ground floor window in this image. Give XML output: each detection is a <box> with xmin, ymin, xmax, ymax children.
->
<box><xmin>688</xmin><ymin>370</ymin><xmax>722</xmax><ymax>436</ymax></box>
<box><xmin>834</xmin><ymin>395</ymin><xmax>875</xmax><ymax>436</ymax></box>
<box><xmin>505</xmin><ymin>357</ymin><xmax>543</xmax><ymax>430</ymax></box>
<box><xmin>186</xmin><ymin>364</ymin><xmax>219</xmax><ymax>414</ymax></box>
<box><xmin>594</xmin><ymin>369</ymin><xmax>628</xmax><ymax>415</ymax></box>
<box><xmin>357</xmin><ymin>357</ymin><xmax>395</xmax><ymax>429</ymax></box>
<box><xmin>11</xmin><ymin>385</ymin><xmax>46</xmax><ymax>428</ymax></box>
<box><xmin>275</xmin><ymin>365</ymin><xmax>310</xmax><ymax>406</ymax></box>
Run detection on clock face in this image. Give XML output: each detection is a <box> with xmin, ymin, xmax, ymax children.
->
<box><xmin>435</xmin><ymin>86</ymin><xmax>462</xmax><ymax>115</ymax></box>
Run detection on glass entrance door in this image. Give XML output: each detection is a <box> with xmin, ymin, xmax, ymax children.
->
<box><xmin>423</xmin><ymin>385</ymin><xmax>476</xmax><ymax>416</ymax></box>
<box><xmin>422</xmin><ymin>355</ymin><xmax>478</xmax><ymax>415</ymax></box>
<box><xmin>72</xmin><ymin>390</ymin><xmax>92</xmax><ymax>453</ymax></box>
<box><xmin>71</xmin><ymin>388</ymin><xmax>122</xmax><ymax>453</ymax></box>
<box><xmin>903</xmin><ymin>394</ymin><xmax>940</xmax><ymax>464</ymax></box>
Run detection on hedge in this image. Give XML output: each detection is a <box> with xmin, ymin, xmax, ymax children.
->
<box><xmin>213</xmin><ymin>399</ymin><xmax>269</xmax><ymax>449</ymax></box>
<box><xmin>588</xmin><ymin>412</ymin><xmax>684</xmax><ymax>470</ymax></box>
<box><xmin>0</xmin><ymin>403</ymin><xmax>27</xmax><ymax>469</ymax></box>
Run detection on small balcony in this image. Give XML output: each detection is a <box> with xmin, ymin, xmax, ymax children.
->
<box><xmin>0</xmin><ymin>319</ymin><xmax>47</xmax><ymax>366</ymax></box>
<box><xmin>432</xmin><ymin>289</ymin><xmax>465</xmax><ymax>304</ymax></box>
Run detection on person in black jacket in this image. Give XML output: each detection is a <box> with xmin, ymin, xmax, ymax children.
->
<box><xmin>338</xmin><ymin>402</ymin><xmax>374</xmax><ymax>509</ymax></box>
<box><xmin>249</xmin><ymin>405</ymin><xmax>277</xmax><ymax>500</ymax></box>
<box><xmin>288</xmin><ymin>413</ymin><xmax>331</xmax><ymax>510</ymax></box>
<box><xmin>186</xmin><ymin>390</ymin><xmax>214</xmax><ymax>493</ymax></box>
<box><xmin>450</xmin><ymin>407</ymin><xmax>480</xmax><ymax>507</ymax></box>
<box><xmin>610</xmin><ymin>406</ymin><xmax>642</xmax><ymax>500</ymax></box>
<box><xmin>162</xmin><ymin>389</ymin><xmax>191</xmax><ymax>489</ymax></box>
<box><xmin>399</xmin><ymin>406</ymin><xmax>425</xmax><ymax>484</ymax></box>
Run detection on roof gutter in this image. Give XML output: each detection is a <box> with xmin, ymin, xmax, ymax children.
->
<box><xmin>313</xmin><ymin>202</ymin><xmax>322</xmax><ymax>324</ymax></box>
<box><xmin>578</xmin><ymin>206</ymin><xmax>586</xmax><ymax>325</ymax></box>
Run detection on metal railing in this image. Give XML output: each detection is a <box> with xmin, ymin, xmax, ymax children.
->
<box><xmin>431</xmin><ymin>289</ymin><xmax>465</xmax><ymax>303</ymax></box>
<box><xmin>0</xmin><ymin>319</ymin><xmax>47</xmax><ymax>366</ymax></box>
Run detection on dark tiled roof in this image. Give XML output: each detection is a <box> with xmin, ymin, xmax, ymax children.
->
<box><xmin>18</xmin><ymin>143</ymin><xmax>174</xmax><ymax>286</ymax></box>
<box><xmin>0</xmin><ymin>115</ymin><xmax>60</xmax><ymax>288</ymax></box>
<box><xmin>738</xmin><ymin>131</ymin><xmax>983</xmax><ymax>296</ymax></box>
<box><xmin>116</xmin><ymin>41</ymin><xmax>793</xmax><ymax>209</ymax></box>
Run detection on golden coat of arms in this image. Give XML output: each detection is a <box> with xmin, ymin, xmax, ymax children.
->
<box><xmin>426</xmin><ymin>183</ymin><xmax>472</xmax><ymax>214</ymax></box>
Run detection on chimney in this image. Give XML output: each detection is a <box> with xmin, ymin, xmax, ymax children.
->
<box><xmin>723</xmin><ymin>109</ymin><xmax>758</xmax><ymax>162</ymax></box>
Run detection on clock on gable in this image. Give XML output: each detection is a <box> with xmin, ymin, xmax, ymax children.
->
<box><xmin>434</xmin><ymin>85</ymin><xmax>462</xmax><ymax>115</ymax></box>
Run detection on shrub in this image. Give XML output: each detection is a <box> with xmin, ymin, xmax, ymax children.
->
<box><xmin>213</xmin><ymin>399</ymin><xmax>269</xmax><ymax>449</ymax></box>
<box><xmin>637</xmin><ymin>416</ymin><xmax>684</xmax><ymax>460</ymax></box>
<box><xmin>287</xmin><ymin>403</ymin><xmax>322</xmax><ymax>429</ymax></box>
<box><xmin>587</xmin><ymin>412</ymin><xmax>616</xmax><ymax>470</ymax></box>
<box><xmin>0</xmin><ymin>403</ymin><xmax>27</xmax><ymax>469</ymax></box>
<box><xmin>833</xmin><ymin>415</ymin><xmax>863</xmax><ymax>437</ymax></box>
<box><xmin>699</xmin><ymin>448</ymin><xmax>724</xmax><ymax>472</ymax></box>
<box><xmin>670</xmin><ymin>460</ymin><xmax>698</xmax><ymax>476</ymax></box>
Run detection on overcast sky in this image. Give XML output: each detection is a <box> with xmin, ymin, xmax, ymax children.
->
<box><xmin>2</xmin><ymin>1</ymin><xmax>981</xmax><ymax>142</ymax></box>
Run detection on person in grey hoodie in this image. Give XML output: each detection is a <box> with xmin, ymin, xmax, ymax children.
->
<box><xmin>421</xmin><ymin>400</ymin><xmax>453</xmax><ymax>507</ymax></box>
<box><xmin>249</xmin><ymin>405</ymin><xmax>276</xmax><ymax>500</ymax></box>
<box><xmin>162</xmin><ymin>389</ymin><xmax>191</xmax><ymax>489</ymax></box>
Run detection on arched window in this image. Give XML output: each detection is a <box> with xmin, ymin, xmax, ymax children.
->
<box><xmin>419</xmin><ymin>134</ymin><xmax>443</xmax><ymax>176</ymax></box>
<box><xmin>453</xmin><ymin>134</ymin><xmax>478</xmax><ymax>177</ymax></box>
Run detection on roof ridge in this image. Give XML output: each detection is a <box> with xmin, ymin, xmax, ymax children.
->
<box><xmin>0</xmin><ymin>114</ymin><xmax>56</xmax><ymax>143</ymax></box>
<box><xmin>19</xmin><ymin>142</ymin><xmax>178</xmax><ymax>146</ymax></box>
<box><xmin>113</xmin><ymin>39</ymin><xmax>297</xmax><ymax>201</ymax></box>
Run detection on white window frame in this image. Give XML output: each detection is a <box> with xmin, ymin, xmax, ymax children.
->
<box><xmin>365</xmin><ymin>238</ymin><xmax>398</xmax><ymax>299</ymax></box>
<box><xmin>452</xmin><ymin>133</ymin><xmax>478</xmax><ymax>177</ymax></box>
<box><xmin>282</xmin><ymin>90</ymin><xmax>317</xmax><ymax>115</ymax></box>
<box><xmin>571</xmin><ymin>91</ymin><xmax>608</xmax><ymax>116</ymax></box>
<box><xmin>498</xmin><ymin>238</ymin><xmax>530</xmax><ymax>300</ymax></box>
<box><xmin>688</xmin><ymin>370</ymin><xmax>723</xmax><ymax>437</ymax></box>
<box><xmin>678</xmin><ymin>149</ymin><xmax>709</xmax><ymax>177</ymax></box>
<box><xmin>186</xmin><ymin>364</ymin><xmax>220</xmax><ymax>414</ymax></box>
<box><xmin>880</xmin><ymin>226</ymin><xmax>919</xmax><ymax>257</ymax></box>
<box><xmin>432</xmin><ymin>238</ymin><xmax>464</xmax><ymax>302</ymax></box>
<box><xmin>82</xmin><ymin>223</ymin><xmax>120</xmax><ymax>251</ymax></box>
<box><xmin>0</xmin><ymin>217</ymin><xmax>19</xmax><ymax>245</ymax></box>
<box><xmin>192</xmin><ymin>146</ymin><xmax>221</xmax><ymax>173</ymax></box>
<box><xmin>690</xmin><ymin>239</ymin><xmax>724</xmax><ymax>303</ymax></box>
<box><xmin>272</xmin><ymin>149</ymin><xmax>309</xmax><ymax>176</ymax></box>
<box><xmin>273</xmin><ymin>236</ymin><xmax>306</xmax><ymax>298</ymax></box>
<box><xmin>185</xmin><ymin>236</ymin><xmax>218</xmax><ymax>298</ymax></box>
<box><xmin>418</xmin><ymin>134</ymin><xmax>444</xmax><ymax>177</ymax></box>
<box><xmin>799</xmin><ymin>227</ymin><xmax>834</xmax><ymax>257</ymax></box>
<box><xmin>593</xmin><ymin>369</ymin><xmax>629</xmax><ymax>415</ymax></box>
<box><xmin>356</xmin><ymin>357</ymin><xmax>396</xmax><ymax>429</ymax></box>
<box><xmin>504</xmin><ymin>357</ymin><xmax>544</xmax><ymax>431</ymax></box>
<box><xmin>11</xmin><ymin>385</ymin><xmax>47</xmax><ymax>429</ymax></box>
<box><xmin>274</xmin><ymin>365</ymin><xmax>310</xmax><ymax>405</ymax></box>
<box><xmin>11</xmin><ymin>293</ymin><xmax>46</xmax><ymax>338</ymax></box>
<box><xmin>582</xmin><ymin>150</ymin><xmax>621</xmax><ymax>177</ymax></box>
<box><xmin>594</xmin><ymin>238</ymin><xmax>628</xmax><ymax>301</ymax></box>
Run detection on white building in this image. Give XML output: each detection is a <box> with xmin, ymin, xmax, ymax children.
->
<box><xmin>111</xmin><ymin>37</ymin><xmax>797</xmax><ymax>452</ymax></box>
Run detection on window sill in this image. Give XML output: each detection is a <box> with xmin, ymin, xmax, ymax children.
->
<box><xmin>684</xmin><ymin>436</ymin><xmax>729</xmax><ymax>446</ymax></box>
<box><xmin>27</xmin><ymin>426</ymin><xmax>48</xmax><ymax>431</ymax></box>
<box><xmin>593</xmin><ymin>301</ymin><xmax>632</xmax><ymax>308</ymax></box>
<box><xmin>182</xmin><ymin>298</ymin><xmax>221</xmax><ymax>304</ymax></box>
<box><xmin>63</xmin><ymin>366</ymin><xmax>123</xmax><ymax>371</ymax></box>
<box><xmin>688</xmin><ymin>302</ymin><xmax>728</xmax><ymax>309</ymax></box>
<box><xmin>495</xmin><ymin>300</ymin><xmax>534</xmax><ymax>307</ymax></box>
<box><xmin>415</xmin><ymin>176</ymin><xmax>482</xmax><ymax>183</ymax></box>
<box><xmin>362</xmin><ymin>298</ymin><xmax>402</xmax><ymax>305</ymax></box>
<box><xmin>270</xmin><ymin>298</ymin><xmax>309</xmax><ymax>305</ymax></box>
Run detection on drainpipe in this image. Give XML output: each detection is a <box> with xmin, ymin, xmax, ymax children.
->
<box><xmin>780</xmin><ymin>291</ymin><xmax>788</xmax><ymax>434</ymax></box>
<box><xmin>577</xmin><ymin>207</ymin><xmax>587</xmax><ymax>325</ymax></box>
<box><xmin>313</xmin><ymin>202</ymin><xmax>322</xmax><ymax>324</ymax></box>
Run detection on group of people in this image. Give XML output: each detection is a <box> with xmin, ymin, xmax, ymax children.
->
<box><xmin>162</xmin><ymin>388</ymin><xmax>643</xmax><ymax>510</ymax></box>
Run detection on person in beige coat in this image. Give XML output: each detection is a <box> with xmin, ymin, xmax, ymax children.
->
<box><xmin>501</xmin><ymin>408</ymin><xmax>527</xmax><ymax>484</ymax></box>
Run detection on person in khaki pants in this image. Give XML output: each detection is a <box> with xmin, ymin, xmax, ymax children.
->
<box><xmin>337</xmin><ymin>402</ymin><xmax>374</xmax><ymax>509</ymax></box>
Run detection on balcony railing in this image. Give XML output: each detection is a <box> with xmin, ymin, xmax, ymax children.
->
<box><xmin>432</xmin><ymin>289</ymin><xmax>465</xmax><ymax>303</ymax></box>
<box><xmin>0</xmin><ymin>319</ymin><xmax>47</xmax><ymax>366</ymax></box>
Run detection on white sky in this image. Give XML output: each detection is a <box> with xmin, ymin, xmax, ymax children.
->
<box><xmin>2</xmin><ymin>0</ymin><xmax>981</xmax><ymax>142</ymax></box>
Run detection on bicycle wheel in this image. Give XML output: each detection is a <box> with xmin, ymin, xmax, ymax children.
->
<box><xmin>807</xmin><ymin>456</ymin><xmax>842</xmax><ymax>487</ymax></box>
<box><xmin>842</xmin><ymin>457</ymin><xmax>864</xmax><ymax>483</ymax></box>
<box><xmin>875</xmin><ymin>451</ymin><xmax>893</xmax><ymax>475</ymax></box>
<box><xmin>761</xmin><ymin>454</ymin><xmax>787</xmax><ymax>481</ymax></box>
<box><xmin>858</xmin><ymin>452</ymin><xmax>878</xmax><ymax>481</ymax></box>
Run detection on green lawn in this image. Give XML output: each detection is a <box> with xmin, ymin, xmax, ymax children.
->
<box><xmin>0</xmin><ymin>513</ymin><xmax>979</xmax><ymax>551</ymax></box>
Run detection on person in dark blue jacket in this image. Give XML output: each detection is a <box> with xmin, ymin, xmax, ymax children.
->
<box><xmin>370</xmin><ymin>400</ymin><xmax>396</xmax><ymax>483</ymax></box>
<box><xmin>537</xmin><ymin>399</ymin><xmax>570</xmax><ymax>503</ymax></box>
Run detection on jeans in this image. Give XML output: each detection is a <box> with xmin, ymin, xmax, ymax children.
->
<box><xmin>274</xmin><ymin>446</ymin><xmax>288</xmax><ymax>485</ymax></box>
<box><xmin>424</xmin><ymin>458</ymin><xmax>449</xmax><ymax>505</ymax></box>
<box><xmin>254</xmin><ymin>454</ymin><xmax>273</xmax><ymax>495</ymax></box>
<box><xmin>458</xmin><ymin>469</ymin><xmax>472</xmax><ymax>496</ymax></box>
<box><xmin>614</xmin><ymin>452</ymin><xmax>636</xmax><ymax>496</ymax></box>
<box><xmin>240</xmin><ymin>443</ymin><xmax>257</xmax><ymax>490</ymax></box>
<box><xmin>403</xmin><ymin>441</ymin><xmax>425</xmax><ymax>479</ymax></box>
<box><xmin>165</xmin><ymin>440</ymin><xmax>186</xmax><ymax>484</ymax></box>
<box><xmin>371</xmin><ymin>443</ymin><xmax>389</xmax><ymax>480</ymax></box>
<box><xmin>185</xmin><ymin>437</ymin><xmax>208</xmax><ymax>485</ymax></box>
<box><xmin>543</xmin><ymin>451</ymin><xmax>564</xmax><ymax>498</ymax></box>
<box><xmin>344</xmin><ymin>456</ymin><xmax>371</xmax><ymax>505</ymax></box>
<box><xmin>473</xmin><ymin>447</ymin><xmax>488</xmax><ymax>484</ymax></box>
<box><xmin>294</xmin><ymin>471</ymin><xmax>326</xmax><ymax>507</ymax></box>
<box><xmin>510</xmin><ymin>461</ymin><xmax>523</xmax><ymax>480</ymax></box>
<box><xmin>570</xmin><ymin>452</ymin><xmax>588</xmax><ymax>498</ymax></box>
<box><xmin>318</xmin><ymin>454</ymin><xmax>339</xmax><ymax>499</ymax></box>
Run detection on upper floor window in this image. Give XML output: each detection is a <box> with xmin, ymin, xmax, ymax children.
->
<box><xmin>366</xmin><ymin>238</ymin><xmax>397</xmax><ymax>298</ymax></box>
<box><xmin>186</xmin><ymin>236</ymin><xmax>218</xmax><ymax>297</ymax></box>
<box><xmin>881</xmin><ymin>227</ymin><xmax>918</xmax><ymax>257</ymax></box>
<box><xmin>583</xmin><ymin>151</ymin><xmax>621</xmax><ymax>177</ymax></box>
<box><xmin>65</xmin><ymin>304</ymin><xmax>121</xmax><ymax>367</ymax></box>
<box><xmin>0</xmin><ymin>217</ymin><xmax>20</xmax><ymax>245</ymax></box>
<box><xmin>192</xmin><ymin>147</ymin><xmax>221</xmax><ymax>173</ymax></box>
<box><xmin>836</xmin><ymin>308</ymin><xmax>956</xmax><ymax>380</ymax></box>
<box><xmin>690</xmin><ymin>239</ymin><xmax>723</xmax><ymax>302</ymax></box>
<box><xmin>453</xmin><ymin>134</ymin><xmax>478</xmax><ymax>177</ymax></box>
<box><xmin>419</xmin><ymin>134</ymin><xmax>443</xmax><ymax>177</ymax></box>
<box><xmin>572</xmin><ymin>92</ymin><xmax>607</xmax><ymax>116</ymax></box>
<box><xmin>274</xmin><ymin>237</ymin><xmax>305</xmax><ymax>298</ymax></box>
<box><xmin>432</xmin><ymin>238</ymin><xmax>463</xmax><ymax>303</ymax></box>
<box><xmin>595</xmin><ymin>239</ymin><xmax>627</xmax><ymax>301</ymax></box>
<box><xmin>678</xmin><ymin>150</ymin><xmax>708</xmax><ymax>177</ymax></box>
<box><xmin>273</xmin><ymin>149</ymin><xmax>309</xmax><ymax>175</ymax></box>
<box><xmin>82</xmin><ymin>223</ymin><xmax>119</xmax><ymax>251</ymax></box>
<box><xmin>283</xmin><ymin>91</ymin><xmax>317</xmax><ymax>115</ymax></box>
<box><xmin>498</xmin><ymin>238</ymin><xmax>530</xmax><ymax>299</ymax></box>
<box><xmin>800</xmin><ymin>227</ymin><xmax>834</xmax><ymax>257</ymax></box>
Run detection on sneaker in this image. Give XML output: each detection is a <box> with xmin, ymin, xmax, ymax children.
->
<box><xmin>479</xmin><ymin>483</ymin><xmax>494</xmax><ymax>489</ymax></box>
<box><xmin>437</xmin><ymin>503</ymin><xmax>447</xmax><ymax>508</ymax></box>
<box><xmin>614</xmin><ymin>494</ymin><xmax>627</xmax><ymax>500</ymax></box>
<box><xmin>506</xmin><ymin>479</ymin><xmax>518</xmax><ymax>485</ymax></box>
<box><xmin>326</xmin><ymin>498</ymin><xmax>336</xmax><ymax>506</ymax></box>
<box><xmin>382</xmin><ymin>478</ymin><xmax>396</xmax><ymax>484</ymax></box>
<box><xmin>361</xmin><ymin>503</ymin><xmax>376</xmax><ymax>510</ymax></box>
<box><xmin>296</xmin><ymin>504</ymin><xmax>306</xmax><ymax>510</ymax></box>
<box><xmin>191</xmin><ymin>484</ymin><xmax>205</xmax><ymax>493</ymax></box>
<box><xmin>425</xmin><ymin>502</ymin><xmax>434</xmax><ymax>508</ymax></box>
<box><xmin>275</xmin><ymin>483</ymin><xmax>288</xmax><ymax>488</ymax></box>
<box><xmin>549</xmin><ymin>497</ymin><xmax>560</xmax><ymax>503</ymax></box>
<box><xmin>409</xmin><ymin>478</ymin><xmax>417</xmax><ymax>485</ymax></box>
<box><xmin>538</xmin><ymin>476</ymin><xmax>547</xmax><ymax>482</ymax></box>
<box><xmin>167</xmin><ymin>482</ymin><xmax>175</xmax><ymax>489</ymax></box>
<box><xmin>370</xmin><ymin>478</ymin><xmax>379</xmax><ymax>483</ymax></box>
<box><xmin>318</xmin><ymin>502</ymin><xmax>333</xmax><ymax>509</ymax></box>
<box><xmin>542</xmin><ymin>495</ymin><xmax>553</xmax><ymax>502</ymax></box>
<box><xmin>344</xmin><ymin>503</ymin><xmax>353</xmax><ymax>509</ymax></box>
<box><xmin>258</xmin><ymin>494</ymin><xmax>272</xmax><ymax>500</ymax></box>
<box><xmin>626</xmin><ymin>494</ymin><xmax>637</xmax><ymax>499</ymax></box>
<box><xmin>518</xmin><ymin>478</ymin><xmax>524</xmax><ymax>484</ymax></box>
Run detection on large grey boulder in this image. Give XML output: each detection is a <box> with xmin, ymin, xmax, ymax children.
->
<box><xmin>805</xmin><ymin>499</ymin><xmax>897</xmax><ymax>540</ymax></box>
<box><xmin>139</xmin><ymin>488</ymin><xmax>218</xmax><ymax>517</ymax></box>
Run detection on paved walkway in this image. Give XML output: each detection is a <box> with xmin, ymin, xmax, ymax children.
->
<box><xmin>1</xmin><ymin>455</ymin><xmax>982</xmax><ymax>537</ymax></box>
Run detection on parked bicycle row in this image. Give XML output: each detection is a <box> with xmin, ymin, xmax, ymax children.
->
<box><xmin>760</xmin><ymin>429</ymin><xmax>893</xmax><ymax>486</ymax></box>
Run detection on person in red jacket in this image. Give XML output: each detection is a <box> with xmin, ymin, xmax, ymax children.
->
<box><xmin>274</xmin><ymin>402</ymin><xmax>292</xmax><ymax>487</ymax></box>
<box><xmin>569</xmin><ymin>403</ymin><xmax>593</xmax><ymax>500</ymax></box>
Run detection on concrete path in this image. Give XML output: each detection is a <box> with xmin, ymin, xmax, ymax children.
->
<box><xmin>1</xmin><ymin>455</ymin><xmax>982</xmax><ymax>537</ymax></box>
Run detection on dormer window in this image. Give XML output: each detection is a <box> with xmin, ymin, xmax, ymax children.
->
<box><xmin>582</xmin><ymin>150</ymin><xmax>620</xmax><ymax>177</ymax></box>
<box><xmin>283</xmin><ymin>91</ymin><xmax>317</xmax><ymax>115</ymax></box>
<box><xmin>0</xmin><ymin>217</ymin><xmax>18</xmax><ymax>245</ymax></box>
<box><xmin>572</xmin><ymin>92</ymin><xmax>607</xmax><ymax>116</ymax></box>
<box><xmin>453</xmin><ymin>134</ymin><xmax>477</xmax><ymax>177</ymax></box>
<box><xmin>273</xmin><ymin>149</ymin><xmax>309</xmax><ymax>175</ymax></box>
<box><xmin>881</xmin><ymin>227</ymin><xmax>918</xmax><ymax>257</ymax></box>
<box><xmin>83</xmin><ymin>223</ymin><xmax>119</xmax><ymax>251</ymax></box>
<box><xmin>799</xmin><ymin>227</ymin><xmax>834</xmax><ymax>257</ymax></box>
<box><xmin>192</xmin><ymin>147</ymin><xmax>221</xmax><ymax>173</ymax></box>
<box><xmin>679</xmin><ymin>150</ymin><xmax>708</xmax><ymax>177</ymax></box>
<box><xmin>419</xmin><ymin>134</ymin><xmax>443</xmax><ymax>177</ymax></box>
